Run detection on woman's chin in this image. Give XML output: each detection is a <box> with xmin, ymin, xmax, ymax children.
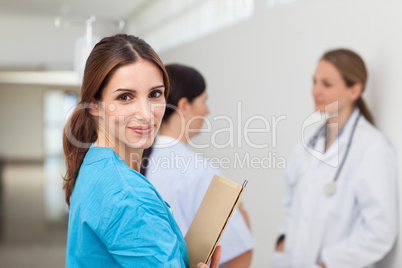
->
<box><xmin>124</xmin><ymin>138</ymin><xmax>155</xmax><ymax>150</ymax></box>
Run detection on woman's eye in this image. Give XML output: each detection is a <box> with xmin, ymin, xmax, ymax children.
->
<box><xmin>149</xmin><ymin>91</ymin><xmax>162</xmax><ymax>98</ymax></box>
<box><xmin>118</xmin><ymin>94</ymin><xmax>131</xmax><ymax>101</ymax></box>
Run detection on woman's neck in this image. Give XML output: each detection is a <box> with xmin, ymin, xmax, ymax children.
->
<box><xmin>158</xmin><ymin>114</ymin><xmax>188</xmax><ymax>144</ymax></box>
<box><xmin>326</xmin><ymin>105</ymin><xmax>355</xmax><ymax>149</ymax></box>
<box><xmin>94</xmin><ymin>131</ymin><xmax>143</xmax><ymax>172</ymax></box>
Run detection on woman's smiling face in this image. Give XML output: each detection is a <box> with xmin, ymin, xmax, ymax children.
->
<box><xmin>94</xmin><ymin>59</ymin><xmax>166</xmax><ymax>150</ymax></box>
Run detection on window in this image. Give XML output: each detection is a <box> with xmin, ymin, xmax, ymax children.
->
<box><xmin>127</xmin><ymin>0</ymin><xmax>254</xmax><ymax>53</ymax></box>
<box><xmin>43</xmin><ymin>90</ymin><xmax>78</xmax><ymax>221</ymax></box>
<box><xmin>267</xmin><ymin>0</ymin><xmax>297</xmax><ymax>8</ymax></box>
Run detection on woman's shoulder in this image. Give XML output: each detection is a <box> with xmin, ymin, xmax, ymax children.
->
<box><xmin>152</xmin><ymin>140</ymin><xmax>194</xmax><ymax>158</ymax></box>
<box><xmin>78</xmin><ymin>146</ymin><xmax>159</xmax><ymax>200</ymax></box>
<box><xmin>75</xmin><ymin>149</ymin><xmax>166</xmax><ymax>219</ymax></box>
<box><xmin>152</xmin><ymin>142</ymin><xmax>219</xmax><ymax>171</ymax></box>
<box><xmin>356</xmin><ymin>117</ymin><xmax>394</xmax><ymax>152</ymax></box>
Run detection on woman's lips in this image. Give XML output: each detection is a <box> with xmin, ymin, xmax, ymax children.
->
<box><xmin>129</xmin><ymin>125</ymin><xmax>154</xmax><ymax>135</ymax></box>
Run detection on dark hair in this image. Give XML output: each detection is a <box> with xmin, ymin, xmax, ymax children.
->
<box><xmin>140</xmin><ymin>63</ymin><xmax>206</xmax><ymax>176</ymax></box>
<box><xmin>63</xmin><ymin>34</ymin><xmax>169</xmax><ymax>206</ymax></box>
<box><xmin>162</xmin><ymin>63</ymin><xmax>206</xmax><ymax>120</ymax></box>
<box><xmin>321</xmin><ymin>48</ymin><xmax>374</xmax><ymax>124</ymax></box>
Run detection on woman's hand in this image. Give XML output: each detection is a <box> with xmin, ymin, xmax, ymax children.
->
<box><xmin>319</xmin><ymin>263</ymin><xmax>327</xmax><ymax>268</ymax></box>
<box><xmin>276</xmin><ymin>238</ymin><xmax>285</xmax><ymax>252</ymax></box>
<box><xmin>196</xmin><ymin>245</ymin><xmax>222</xmax><ymax>268</ymax></box>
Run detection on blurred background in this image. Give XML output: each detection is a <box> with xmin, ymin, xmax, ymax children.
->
<box><xmin>0</xmin><ymin>0</ymin><xmax>401</xmax><ymax>267</ymax></box>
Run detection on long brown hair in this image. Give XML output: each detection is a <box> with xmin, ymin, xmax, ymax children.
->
<box><xmin>321</xmin><ymin>48</ymin><xmax>374</xmax><ymax>124</ymax></box>
<box><xmin>63</xmin><ymin>34</ymin><xmax>169</xmax><ymax>206</ymax></box>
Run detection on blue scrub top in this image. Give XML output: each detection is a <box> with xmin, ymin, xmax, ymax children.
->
<box><xmin>66</xmin><ymin>145</ymin><xmax>189</xmax><ymax>268</ymax></box>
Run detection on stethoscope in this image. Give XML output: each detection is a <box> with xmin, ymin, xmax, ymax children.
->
<box><xmin>306</xmin><ymin>111</ymin><xmax>361</xmax><ymax>196</ymax></box>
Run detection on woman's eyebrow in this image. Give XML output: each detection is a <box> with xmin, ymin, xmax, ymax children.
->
<box><xmin>114</xmin><ymin>85</ymin><xmax>164</xmax><ymax>93</ymax></box>
<box><xmin>114</xmin><ymin>88</ymin><xmax>135</xmax><ymax>93</ymax></box>
<box><xmin>151</xmin><ymin>85</ymin><xmax>165</xmax><ymax>90</ymax></box>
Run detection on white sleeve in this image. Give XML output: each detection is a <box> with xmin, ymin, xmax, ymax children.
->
<box><xmin>322</xmin><ymin>144</ymin><xmax>399</xmax><ymax>268</ymax></box>
<box><xmin>276</xmin><ymin>144</ymin><xmax>304</xmax><ymax>239</ymax></box>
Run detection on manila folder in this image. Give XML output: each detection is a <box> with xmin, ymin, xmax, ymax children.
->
<box><xmin>184</xmin><ymin>174</ymin><xmax>246</xmax><ymax>267</ymax></box>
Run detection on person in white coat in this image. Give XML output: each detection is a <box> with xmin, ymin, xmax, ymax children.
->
<box><xmin>274</xmin><ymin>48</ymin><xmax>398</xmax><ymax>268</ymax></box>
<box><xmin>141</xmin><ymin>63</ymin><xmax>255</xmax><ymax>267</ymax></box>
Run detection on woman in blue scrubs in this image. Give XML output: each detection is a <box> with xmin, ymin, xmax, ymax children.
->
<box><xmin>63</xmin><ymin>34</ymin><xmax>220</xmax><ymax>268</ymax></box>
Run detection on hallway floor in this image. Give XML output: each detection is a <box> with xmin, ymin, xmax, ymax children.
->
<box><xmin>0</xmin><ymin>164</ymin><xmax>67</xmax><ymax>268</ymax></box>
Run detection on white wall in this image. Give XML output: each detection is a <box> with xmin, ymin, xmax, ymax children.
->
<box><xmin>0</xmin><ymin>84</ymin><xmax>46</xmax><ymax>159</ymax></box>
<box><xmin>0</xmin><ymin>85</ymin><xmax>80</xmax><ymax>160</ymax></box>
<box><xmin>139</xmin><ymin>0</ymin><xmax>402</xmax><ymax>266</ymax></box>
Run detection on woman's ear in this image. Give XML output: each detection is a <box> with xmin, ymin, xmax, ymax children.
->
<box><xmin>350</xmin><ymin>83</ymin><xmax>363</xmax><ymax>102</ymax></box>
<box><xmin>89</xmin><ymin>99</ymin><xmax>100</xmax><ymax>117</ymax></box>
<box><xmin>177</xmin><ymin>97</ymin><xmax>191</xmax><ymax>116</ymax></box>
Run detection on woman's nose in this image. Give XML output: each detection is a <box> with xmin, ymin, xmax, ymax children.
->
<box><xmin>312</xmin><ymin>85</ymin><xmax>320</xmax><ymax>96</ymax></box>
<box><xmin>133</xmin><ymin>99</ymin><xmax>152</xmax><ymax>123</ymax></box>
<box><xmin>205</xmin><ymin>105</ymin><xmax>210</xmax><ymax>115</ymax></box>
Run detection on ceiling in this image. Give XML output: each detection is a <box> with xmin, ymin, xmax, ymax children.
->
<box><xmin>0</xmin><ymin>0</ymin><xmax>151</xmax><ymax>19</ymax></box>
<box><xmin>0</xmin><ymin>0</ymin><xmax>156</xmax><ymax>70</ymax></box>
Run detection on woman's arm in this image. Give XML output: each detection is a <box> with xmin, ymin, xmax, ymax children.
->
<box><xmin>102</xmin><ymin>189</ymin><xmax>188</xmax><ymax>267</ymax></box>
<box><xmin>237</xmin><ymin>202</ymin><xmax>251</xmax><ymax>230</ymax></box>
<box><xmin>221</xmin><ymin>250</ymin><xmax>253</xmax><ymax>268</ymax></box>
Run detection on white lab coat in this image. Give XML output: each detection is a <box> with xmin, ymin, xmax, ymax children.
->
<box><xmin>274</xmin><ymin>108</ymin><xmax>398</xmax><ymax>268</ymax></box>
<box><xmin>146</xmin><ymin>135</ymin><xmax>255</xmax><ymax>264</ymax></box>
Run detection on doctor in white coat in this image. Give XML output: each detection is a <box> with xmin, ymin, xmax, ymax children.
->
<box><xmin>274</xmin><ymin>48</ymin><xmax>398</xmax><ymax>268</ymax></box>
